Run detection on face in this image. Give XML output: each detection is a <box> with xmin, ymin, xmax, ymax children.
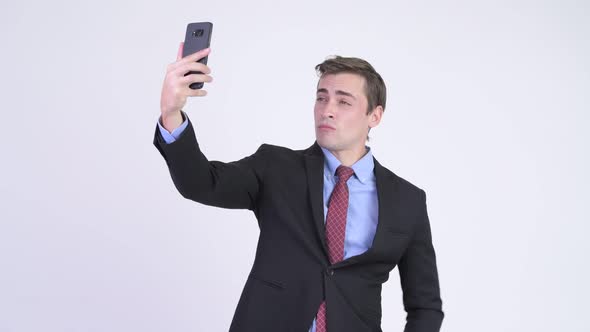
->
<box><xmin>314</xmin><ymin>73</ymin><xmax>382</xmax><ymax>154</ymax></box>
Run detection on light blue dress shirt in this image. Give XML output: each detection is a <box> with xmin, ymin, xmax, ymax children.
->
<box><xmin>157</xmin><ymin>114</ymin><xmax>379</xmax><ymax>332</ymax></box>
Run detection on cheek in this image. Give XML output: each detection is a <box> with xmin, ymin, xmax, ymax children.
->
<box><xmin>343</xmin><ymin>111</ymin><xmax>364</xmax><ymax>126</ymax></box>
<box><xmin>345</xmin><ymin>113</ymin><xmax>369</xmax><ymax>135</ymax></box>
<box><xmin>314</xmin><ymin>105</ymin><xmax>328</xmax><ymax>123</ymax></box>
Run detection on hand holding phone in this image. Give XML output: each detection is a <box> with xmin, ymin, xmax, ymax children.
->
<box><xmin>182</xmin><ymin>22</ymin><xmax>213</xmax><ymax>89</ymax></box>
<box><xmin>160</xmin><ymin>22</ymin><xmax>213</xmax><ymax>129</ymax></box>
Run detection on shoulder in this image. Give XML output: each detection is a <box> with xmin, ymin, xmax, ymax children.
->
<box><xmin>255</xmin><ymin>143</ymin><xmax>318</xmax><ymax>160</ymax></box>
<box><xmin>249</xmin><ymin>143</ymin><xmax>322</xmax><ymax>178</ymax></box>
<box><xmin>256</xmin><ymin>143</ymin><xmax>296</xmax><ymax>154</ymax></box>
<box><xmin>375</xmin><ymin>159</ymin><xmax>426</xmax><ymax>203</ymax></box>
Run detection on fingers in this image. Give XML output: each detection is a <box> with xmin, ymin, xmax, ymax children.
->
<box><xmin>184</xmin><ymin>47</ymin><xmax>210</xmax><ymax>63</ymax></box>
<box><xmin>168</xmin><ymin>47</ymin><xmax>211</xmax><ymax>72</ymax></box>
<box><xmin>165</xmin><ymin>61</ymin><xmax>213</xmax><ymax>87</ymax></box>
<box><xmin>173</xmin><ymin>61</ymin><xmax>211</xmax><ymax>77</ymax></box>
<box><xmin>185</xmin><ymin>88</ymin><xmax>208</xmax><ymax>97</ymax></box>
<box><xmin>180</xmin><ymin>73</ymin><xmax>213</xmax><ymax>87</ymax></box>
<box><xmin>176</xmin><ymin>42</ymin><xmax>184</xmax><ymax>61</ymax></box>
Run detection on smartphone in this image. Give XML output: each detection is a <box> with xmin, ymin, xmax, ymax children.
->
<box><xmin>182</xmin><ymin>22</ymin><xmax>213</xmax><ymax>89</ymax></box>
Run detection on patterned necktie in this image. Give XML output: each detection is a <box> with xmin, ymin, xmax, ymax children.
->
<box><xmin>315</xmin><ymin>165</ymin><xmax>355</xmax><ymax>332</ymax></box>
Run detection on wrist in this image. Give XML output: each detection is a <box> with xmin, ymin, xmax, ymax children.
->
<box><xmin>161</xmin><ymin>111</ymin><xmax>183</xmax><ymax>132</ymax></box>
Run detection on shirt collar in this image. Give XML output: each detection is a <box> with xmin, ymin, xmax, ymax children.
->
<box><xmin>320</xmin><ymin>146</ymin><xmax>375</xmax><ymax>184</ymax></box>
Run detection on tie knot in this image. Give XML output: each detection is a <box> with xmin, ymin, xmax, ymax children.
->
<box><xmin>336</xmin><ymin>165</ymin><xmax>354</xmax><ymax>183</ymax></box>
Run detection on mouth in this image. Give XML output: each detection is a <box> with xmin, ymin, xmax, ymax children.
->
<box><xmin>318</xmin><ymin>124</ymin><xmax>335</xmax><ymax>130</ymax></box>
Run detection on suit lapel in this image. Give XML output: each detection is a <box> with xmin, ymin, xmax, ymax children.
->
<box><xmin>331</xmin><ymin>157</ymin><xmax>399</xmax><ymax>268</ymax></box>
<box><xmin>370</xmin><ymin>158</ymin><xmax>400</xmax><ymax>251</ymax></box>
<box><xmin>303</xmin><ymin>142</ymin><xmax>330</xmax><ymax>260</ymax></box>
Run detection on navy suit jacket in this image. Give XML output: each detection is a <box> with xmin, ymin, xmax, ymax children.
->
<box><xmin>153</xmin><ymin>117</ymin><xmax>444</xmax><ymax>332</ymax></box>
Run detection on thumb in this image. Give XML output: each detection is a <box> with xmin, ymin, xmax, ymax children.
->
<box><xmin>176</xmin><ymin>42</ymin><xmax>184</xmax><ymax>61</ymax></box>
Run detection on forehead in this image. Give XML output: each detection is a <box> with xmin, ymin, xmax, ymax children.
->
<box><xmin>317</xmin><ymin>73</ymin><xmax>366</xmax><ymax>96</ymax></box>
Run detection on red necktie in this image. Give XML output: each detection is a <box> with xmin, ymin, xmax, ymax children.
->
<box><xmin>315</xmin><ymin>165</ymin><xmax>354</xmax><ymax>332</ymax></box>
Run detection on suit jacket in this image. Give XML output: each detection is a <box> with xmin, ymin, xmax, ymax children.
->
<box><xmin>153</xmin><ymin>118</ymin><xmax>444</xmax><ymax>332</ymax></box>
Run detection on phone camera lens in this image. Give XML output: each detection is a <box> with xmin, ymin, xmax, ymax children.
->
<box><xmin>192</xmin><ymin>29</ymin><xmax>204</xmax><ymax>37</ymax></box>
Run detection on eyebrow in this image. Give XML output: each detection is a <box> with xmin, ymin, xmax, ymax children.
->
<box><xmin>316</xmin><ymin>88</ymin><xmax>357</xmax><ymax>100</ymax></box>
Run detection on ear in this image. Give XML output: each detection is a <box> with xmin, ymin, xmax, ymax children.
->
<box><xmin>368</xmin><ymin>105</ymin><xmax>384</xmax><ymax>129</ymax></box>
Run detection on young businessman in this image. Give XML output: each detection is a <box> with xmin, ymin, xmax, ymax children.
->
<box><xmin>153</xmin><ymin>43</ymin><xmax>444</xmax><ymax>332</ymax></box>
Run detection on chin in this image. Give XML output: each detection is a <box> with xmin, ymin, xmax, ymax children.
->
<box><xmin>316</xmin><ymin>138</ymin><xmax>339</xmax><ymax>151</ymax></box>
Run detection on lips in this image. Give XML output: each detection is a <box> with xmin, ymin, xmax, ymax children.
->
<box><xmin>318</xmin><ymin>124</ymin><xmax>335</xmax><ymax>130</ymax></box>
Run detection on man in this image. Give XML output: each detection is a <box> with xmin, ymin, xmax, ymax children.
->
<box><xmin>153</xmin><ymin>43</ymin><xmax>444</xmax><ymax>332</ymax></box>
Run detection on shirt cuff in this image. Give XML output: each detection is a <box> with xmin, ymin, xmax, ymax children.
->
<box><xmin>157</xmin><ymin>111</ymin><xmax>189</xmax><ymax>144</ymax></box>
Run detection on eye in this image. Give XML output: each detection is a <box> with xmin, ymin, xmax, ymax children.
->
<box><xmin>339</xmin><ymin>100</ymin><xmax>351</xmax><ymax>106</ymax></box>
<box><xmin>316</xmin><ymin>96</ymin><xmax>327</xmax><ymax>102</ymax></box>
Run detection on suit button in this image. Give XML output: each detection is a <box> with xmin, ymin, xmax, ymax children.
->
<box><xmin>326</xmin><ymin>268</ymin><xmax>334</xmax><ymax>276</ymax></box>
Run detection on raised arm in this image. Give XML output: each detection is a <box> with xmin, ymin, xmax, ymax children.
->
<box><xmin>153</xmin><ymin>42</ymin><xmax>268</xmax><ymax>211</ymax></box>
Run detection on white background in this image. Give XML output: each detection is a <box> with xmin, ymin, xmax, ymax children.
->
<box><xmin>1</xmin><ymin>0</ymin><xmax>588</xmax><ymax>331</ymax></box>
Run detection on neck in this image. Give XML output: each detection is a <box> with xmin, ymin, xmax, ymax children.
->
<box><xmin>327</xmin><ymin>145</ymin><xmax>368</xmax><ymax>167</ymax></box>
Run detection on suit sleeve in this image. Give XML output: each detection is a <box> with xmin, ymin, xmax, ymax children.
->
<box><xmin>398</xmin><ymin>189</ymin><xmax>444</xmax><ymax>332</ymax></box>
<box><xmin>153</xmin><ymin>113</ymin><xmax>269</xmax><ymax>211</ymax></box>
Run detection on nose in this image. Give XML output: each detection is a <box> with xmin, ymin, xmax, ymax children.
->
<box><xmin>319</xmin><ymin>102</ymin><xmax>335</xmax><ymax>119</ymax></box>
